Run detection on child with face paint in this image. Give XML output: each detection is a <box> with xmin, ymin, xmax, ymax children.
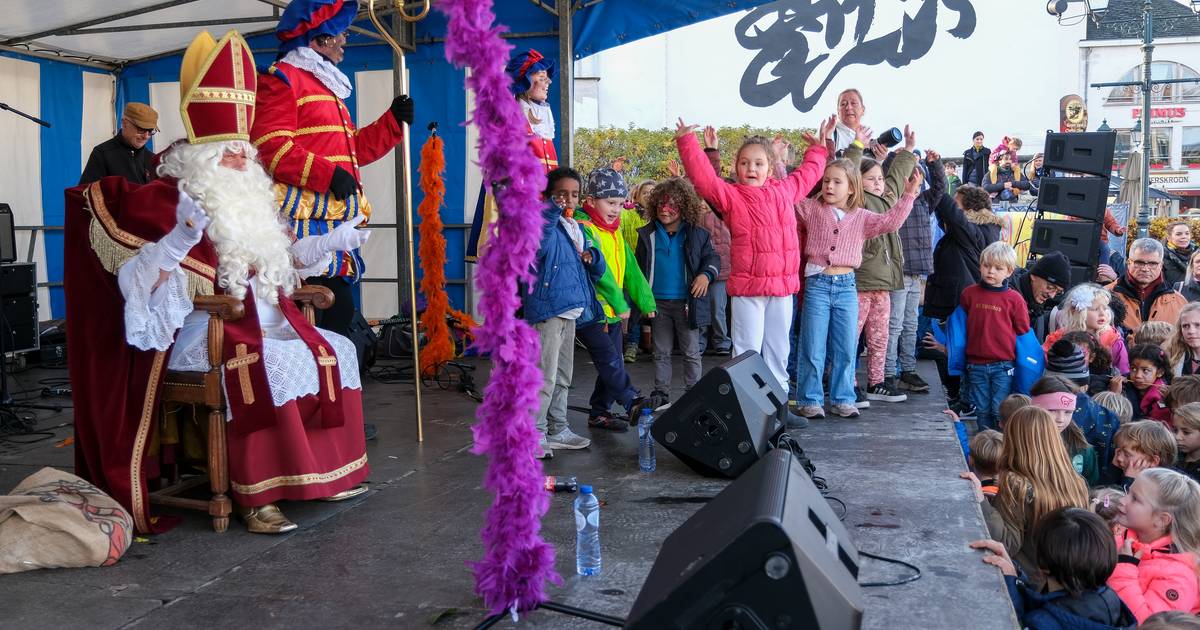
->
<box><xmin>633</xmin><ymin>178</ymin><xmax>720</xmax><ymax>403</ymax></box>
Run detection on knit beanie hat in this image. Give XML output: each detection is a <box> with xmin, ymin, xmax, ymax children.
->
<box><xmin>1045</xmin><ymin>339</ymin><xmax>1089</xmax><ymax>386</ymax></box>
<box><xmin>1031</xmin><ymin>251</ymin><xmax>1072</xmax><ymax>290</ymax></box>
<box><xmin>586</xmin><ymin>167</ymin><xmax>628</xmax><ymax>200</ymax></box>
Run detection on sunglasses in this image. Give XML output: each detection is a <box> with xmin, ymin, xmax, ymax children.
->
<box><xmin>125</xmin><ymin>119</ymin><xmax>157</xmax><ymax>136</ymax></box>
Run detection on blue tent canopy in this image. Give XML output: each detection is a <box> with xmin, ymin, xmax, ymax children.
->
<box><xmin>0</xmin><ymin>1</ymin><xmax>762</xmax><ymax>318</ymax></box>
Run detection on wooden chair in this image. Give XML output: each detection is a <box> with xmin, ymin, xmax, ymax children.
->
<box><xmin>149</xmin><ymin>285</ymin><xmax>335</xmax><ymax>532</ymax></box>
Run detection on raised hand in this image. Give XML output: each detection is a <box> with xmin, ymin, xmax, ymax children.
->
<box><xmin>771</xmin><ymin>134</ymin><xmax>790</xmax><ymax>164</ymax></box>
<box><xmin>903</xmin><ymin>125</ymin><xmax>917</xmax><ymax>152</ymax></box>
<box><xmin>855</xmin><ymin>126</ymin><xmax>874</xmax><ymax>146</ymax></box>
<box><xmin>675</xmin><ymin>117</ymin><xmax>699</xmax><ymax>139</ymax></box>
<box><xmin>870</xmin><ymin>143</ymin><xmax>888</xmax><ymax>161</ymax></box>
<box><xmin>703</xmin><ymin>126</ymin><xmax>719</xmax><ymax>150</ymax></box>
<box><xmin>905</xmin><ymin>168</ymin><xmax>925</xmax><ymax>196</ymax></box>
<box><xmin>819</xmin><ymin>113</ymin><xmax>837</xmax><ymax>143</ymax></box>
<box><xmin>175</xmin><ymin>191</ymin><xmax>210</xmax><ymax>244</ymax></box>
<box><xmin>666</xmin><ymin>158</ymin><xmax>681</xmax><ymax>178</ymax></box>
<box><xmin>925</xmin><ymin>149</ymin><xmax>941</xmax><ymax>163</ymax></box>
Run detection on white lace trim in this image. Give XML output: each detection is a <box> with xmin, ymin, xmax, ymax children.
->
<box><xmin>281</xmin><ymin>48</ymin><xmax>351</xmax><ymax>99</ymax></box>
<box><xmin>167</xmin><ymin>314</ymin><xmax>362</xmax><ymax>408</ymax></box>
<box><xmin>118</xmin><ymin>243</ymin><xmax>193</xmax><ymax>352</ymax></box>
<box><xmin>522</xmin><ymin>99</ymin><xmax>555</xmax><ymax>140</ymax></box>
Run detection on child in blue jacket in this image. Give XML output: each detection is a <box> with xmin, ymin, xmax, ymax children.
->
<box><xmin>524</xmin><ymin>168</ymin><xmax>607</xmax><ymax>459</ymax></box>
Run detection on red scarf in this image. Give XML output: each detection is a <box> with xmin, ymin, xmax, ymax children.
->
<box><xmin>583</xmin><ymin>201</ymin><xmax>621</xmax><ymax>233</ymax></box>
<box><xmin>1130</xmin><ymin>271</ymin><xmax>1163</xmax><ymax>301</ymax></box>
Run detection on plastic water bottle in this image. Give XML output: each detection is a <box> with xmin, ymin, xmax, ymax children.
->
<box><xmin>638</xmin><ymin>408</ymin><xmax>656</xmax><ymax>472</ymax></box>
<box><xmin>575</xmin><ymin>485</ymin><xmax>601</xmax><ymax>576</ymax></box>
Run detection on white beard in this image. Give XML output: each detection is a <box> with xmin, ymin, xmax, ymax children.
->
<box><xmin>157</xmin><ymin>140</ymin><xmax>298</xmax><ymax>304</ymax></box>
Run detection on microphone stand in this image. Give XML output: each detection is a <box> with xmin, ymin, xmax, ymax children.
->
<box><xmin>0</xmin><ymin>102</ymin><xmax>52</xmax><ymax>128</ymax></box>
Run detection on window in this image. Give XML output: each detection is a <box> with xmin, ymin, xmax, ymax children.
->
<box><xmin>1150</xmin><ymin>128</ymin><xmax>1172</xmax><ymax>168</ymax></box>
<box><xmin>1115</xmin><ymin>128</ymin><xmax>1173</xmax><ymax>169</ymax></box>
<box><xmin>1185</xmin><ymin>127</ymin><xmax>1200</xmax><ymax>168</ymax></box>
<box><xmin>1105</xmin><ymin>61</ymin><xmax>1200</xmax><ymax>105</ymax></box>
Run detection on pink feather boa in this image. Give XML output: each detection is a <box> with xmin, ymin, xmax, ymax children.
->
<box><xmin>439</xmin><ymin>0</ymin><xmax>559</xmax><ymax>615</ymax></box>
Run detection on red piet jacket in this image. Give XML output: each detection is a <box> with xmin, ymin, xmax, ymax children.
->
<box><xmin>252</xmin><ymin>61</ymin><xmax>402</xmax><ymax>194</ymax></box>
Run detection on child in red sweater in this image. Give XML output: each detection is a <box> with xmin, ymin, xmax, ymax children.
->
<box><xmin>675</xmin><ymin>116</ymin><xmax>831</xmax><ymax>427</ymax></box>
<box><xmin>961</xmin><ymin>241</ymin><xmax>1031</xmax><ymax>430</ymax></box>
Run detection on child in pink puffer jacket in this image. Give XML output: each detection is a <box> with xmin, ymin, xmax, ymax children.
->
<box><xmin>1108</xmin><ymin>467</ymin><xmax>1200</xmax><ymax>622</ymax></box>
<box><xmin>675</xmin><ymin>116</ymin><xmax>830</xmax><ymax>427</ymax></box>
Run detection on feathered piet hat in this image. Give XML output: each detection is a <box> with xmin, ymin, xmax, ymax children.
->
<box><xmin>276</xmin><ymin>0</ymin><xmax>358</xmax><ymax>55</ymax></box>
<box><xmin>505</xmin><ymin>49</ymin><xmax>557</xmax><ymax>97</ymax></box>
<box><xmin>178</xmin><ymin>31</ymin><xmax>257</xmax><ymax>144</ymax></box>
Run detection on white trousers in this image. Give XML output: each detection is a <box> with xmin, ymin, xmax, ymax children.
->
<box><xmin>731</xmin><ymin>295</ymin><xmax>794</xmax><ymax>392</ymax></box>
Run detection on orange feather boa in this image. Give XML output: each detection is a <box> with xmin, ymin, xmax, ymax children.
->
<box><xmin>417</xmin><ymin>132</ymin><xmax>476</xmax><ymax>377</ymax></box>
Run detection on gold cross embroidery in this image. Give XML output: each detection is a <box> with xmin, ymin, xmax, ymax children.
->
<box><xmin>225</xmin><ymin>343</ymin><xmax>261</xmax><ymax>405</ymax></box>
<box><xmin>317</xmin><ymin>346</ymin><xmax>338</xmax><ymax>402</ymax></box>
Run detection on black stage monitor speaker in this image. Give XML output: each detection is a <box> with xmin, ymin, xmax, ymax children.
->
<box><xmin>0</xmin><ymin>204</ymin><xmax>14</xmax><ymax>264</ymax></box>
<box><xmin>1070</xmin><ymin>264</ymin><xmax>1094</xmax><ymax>288</ymax></box>
<box><xmin>651</xmin><ymin>351</ymin><xmax>783</xmax><ymax>479</ymax></box>
<box><xmin>2</xmin><ymin>295</ymin><xmax>38</xmax><ymax>354</ymax></box>
<box><xmin>626</xmin><ymin>449</ymin><xmax>864</xmax><ymax>630</ymax></box>
<box><xmin>1043</xmin><ymin>132</ymin><xmax>1116</xmax><ymax>177</ymax></box>
<box><xmin>1036</xmin><ymin>177</ymin><xmax>1110</xmax><ymax>221</ymax></box>
<box><xmin>1031</xmin><ymin>219</ymin><xmax>1102</xmax><ymax>268</ymax></box>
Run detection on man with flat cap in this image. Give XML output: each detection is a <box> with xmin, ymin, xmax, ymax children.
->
<box><xmin>80</xmin><ymin>102</ymin><xmax>159</xmax><ymax>185</ymax></box>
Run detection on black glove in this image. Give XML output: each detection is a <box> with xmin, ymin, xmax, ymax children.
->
<box><xmin>390</xmin><ymin>94</ymin><xmax>414</xmax><ymax>126</ymax></box>
<box><xmin>329</xmin><ymin>166</ymin><xmax>359</xmax><ymax>201</ymax></box>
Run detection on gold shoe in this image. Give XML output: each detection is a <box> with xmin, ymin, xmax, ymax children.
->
<box><xmin>318</xmin><ymin>485</ymin><xmax>368</xmax><ymax>502</ymax></box>
<box><xmin>236</xmin><ymin>503</ymin><xmax>298</xmax><ymax>534</ymax></box>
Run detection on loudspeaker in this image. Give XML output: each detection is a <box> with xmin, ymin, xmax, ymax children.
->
<box><xmin>0</xmin><ymin>204</ymin><xmax>14</xmax><ymax>264</ymax></box>
<box><xmin>626</xmin><ymin>449</ymin><xmax>863</xmax><ymax>630</ymax></box>
<box><xmin>1035</xmin><ymin>177</ymin><xmax>1109</xmax><ymax>221</ymax></box>
<box><xmin>0</xmin><ymin>262</ymin><xmax>35</xmax><ymax>297</ymax></box>
<box><xmin>1070</xmin><ymin>264</ymin><xmax>1094</xmax><ymax>287</ymax></box>
<box><xmin>651</xmin><ymin>351</ymin><xmax>784</xmax><ymax>479</ymax></box>
<box><xmin>1031</xmin><ymin>219</ymin><xmax>1101</xmax><ymax>268</ymax></box>
<box><xmin>2</xmin><ymin>295</ymin><xmax>38</xmax><ymax>354</ymax></box>
<box><xmin>1043</xmin><ymin>132</ymin><xmax>1116</xmax><ymax>177</ymax></box>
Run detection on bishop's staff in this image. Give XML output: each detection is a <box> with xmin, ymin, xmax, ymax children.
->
<box><xmin>361</xmin><ymin>0</ymin><xmax>430</xmax><ymax>441</ymax></box>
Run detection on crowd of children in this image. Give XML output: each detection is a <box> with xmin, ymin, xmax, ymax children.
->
<box><xmin>521</xmin><ymin>107</ymin><xmax>1200</xmax><ymax>626</ymax></box>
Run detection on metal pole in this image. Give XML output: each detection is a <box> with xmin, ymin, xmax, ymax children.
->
<box><xmin>558</xmin><ymin>1</ymin><xmax>573</xmax><ymax>166</ymax></box>
<box><xmin>389</xmin><ymin>16</ymin><xmax>424</xmax><ymax>442</ymax></box>
<box><xmin>1137</xmin><ymin>0</ymin><xmax>1153</xmax><ymax>238</ymax></box>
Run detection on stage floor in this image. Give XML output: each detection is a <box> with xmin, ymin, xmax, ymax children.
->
<box><xmin>0</xmin><ymin>352</ymin><xmax>1017</xmax><ymax>629</ymax></box>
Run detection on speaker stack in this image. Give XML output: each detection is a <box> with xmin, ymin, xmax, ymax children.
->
<box><xmin>1</xmin><ymin>262</ymin><xmax>38</xmax><ymax>354</ymax></box>
<box><xmin>1030</xmin><ymin>132</ymin><xmax>1117</xmax><ymax>284</ymax></box>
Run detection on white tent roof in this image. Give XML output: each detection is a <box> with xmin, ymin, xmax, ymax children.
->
<box><xmin>0</xmin><ymin>0</ymin><xmax>293</xmax><ymax>67</ymax></box>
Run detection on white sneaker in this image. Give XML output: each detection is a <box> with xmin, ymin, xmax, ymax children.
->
<box><xmin>546</xmin><ymin>428</ymin><xmax>591</xmax><ymax>450</ymax></box>
<box><xmin>536</xmin><ymin>436</ymin><xmax>555</xmax><ymax>459</ymax></box>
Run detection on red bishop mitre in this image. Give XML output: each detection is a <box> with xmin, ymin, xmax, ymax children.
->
<box><xmin>179</xmin><ymin>30</ymin><xmax>257</xmax><ymax>144</ymax></box>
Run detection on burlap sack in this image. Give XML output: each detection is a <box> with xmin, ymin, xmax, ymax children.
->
<box><xmin>0</xmin><ymin>467</ymin><xmax>133</xmax><ymax>574</ymax></box>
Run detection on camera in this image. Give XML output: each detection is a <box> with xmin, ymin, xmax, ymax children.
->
<box><xmin>876</xmin><ymin>127</ymin><xmax>903</xmax><ymax>149</ymax></box>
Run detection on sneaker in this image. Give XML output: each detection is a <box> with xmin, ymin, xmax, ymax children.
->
<box><xmin>854</xmin><ymin>387</ymin><xmax>871</xmax><ymax>409</ymax></box>
<box><xmin>587</xmin><ymin>413</ymin><xmax>629</xmax><ymax>432</ymax></box>
<box><xmin>949</xmin><ymin>399</ymin><xmax>977</xmax><ymax>419</ymax></box>
<box><xmin>536</xmin><ymin>437</ymin><xmax>555</xmax><ymax>459</ymax></box>
<box><xmin>898</xmin><ymin>371</ymin><xmax>931</xmax><ymax>393</ymax></box>
<box><xmin>623</xmin><ymin>345</ymin><xmax>638</xmax><ymax>363</ymax></box>
<box><xmin>546</xmin><ymin>428</ymin><xmax>591</xmax><ymax>450</ymax></box>
<box><xmin>830</xmin><ymin>404</ymin><xmax>860</xmax><ymax>419</ymax></box>
<box><xmin>778</xmin><ymin>407</ymin><xmax>810</xmax><ymax>429</ymax></box>
<box><xmin>866</xmin><ymin>381</ymin><xmax>908</xmax><ymax>403</ymax></box>
<box><xmin>797</xmin><ymin>405</ymin><xmax>826</xmax><ymax>420</ymax></box>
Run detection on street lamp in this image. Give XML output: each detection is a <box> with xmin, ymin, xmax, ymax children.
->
<box><xmin>1063</xmin><ymin>0</ymin><xmax>1200</xmax><ymax>238</ymax></box>
<box><xmin>1097</xmin><ymin>118</ymin><xmax>1111</xmax><ymax>132</ymax></box>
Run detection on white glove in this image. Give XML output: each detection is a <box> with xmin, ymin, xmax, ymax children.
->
<box><xmin>151</xmin><ymin>190</ymin><xmax>210</xmax><ymax>271</ymax></box>
<box><xmin>290</xmin><ymin>214</ymin><xmax>370</xmax><ymax>267</ymax></box>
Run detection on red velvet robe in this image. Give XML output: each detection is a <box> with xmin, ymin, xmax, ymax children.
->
<box><xmin>64</xmin><ymin>177</ymin><xmax>368</xmax><ymax>533</ymax></box>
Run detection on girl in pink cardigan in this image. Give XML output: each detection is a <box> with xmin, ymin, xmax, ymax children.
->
<box><xmin>675</xmin><ymin>116</ymin><xmax>831</xmax><ymax>427</ymax></box>
<box><xmin>794</xmin><ymin>158</ymin><xmax>920</xmax><ymax>419</ymax></box>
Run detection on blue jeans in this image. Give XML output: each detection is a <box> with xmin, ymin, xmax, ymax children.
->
<box><xmin>576</xmin><ymin>321</ymin><xmax>639</xmax><ymax>416</ymax></box>
<box><xmin>797</xmin><ymin>273</ymin><xmax>859</xmax><ymax>407</ymax></box>
<box><xmin>966</xmin><ymin>361</ymin><xmax>1013</xmax><ymax>431</ymax></box>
